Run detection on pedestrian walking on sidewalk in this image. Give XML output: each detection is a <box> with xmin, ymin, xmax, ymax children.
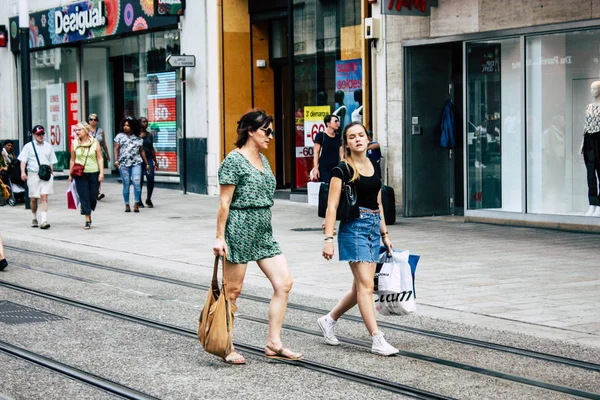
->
<box><xmin>213</xmin><ymin>109</ymin><xmax>303</xmax><ymax>365</ymax></box>
<box><xmin>114</xmin><ymin>117</ymin><xmax>150</xmax><ymax>213</ymax></box>
<box><xmin>18</xmin><ymin>125</ymin><xmax>58</xmax><ymax>230</ymax></box>
<box><xmin>139</xmin><ymin>117</ymin><xmax>158</xmax><ymax>208</ymax></box>
<box><xmin>0</xmin><ymin>233</ymin><xmax>7</xmax><ymax>271</ymax></box>
<box><xmin>69</xmin><ymin>122</ymin><xmax>104</xmax><ymax>229</ymax></box>
<box><xmin>318</xmin><ymin>121</ymin><xmax>399</xmax><ymax>356</ymax></box>
<box><xmin>89</xmin><ymin>113</ymin><xmax>110</xmax><ymax>200</ymax></box>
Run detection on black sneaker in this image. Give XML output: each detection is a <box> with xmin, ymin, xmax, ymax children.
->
<box><xmin>0</xmin><ymin>259</ymin><xmax>7</xmax><ymax>271</ymax></box>
<box><xmin>145</xmin><ymin>199</ymin><xmax>154</xmax><ymax>208</ymax></box>
<box><xmin>40</xmin><ymin>222</ymin><xmax>51</xmax><ymax>230</ymax></box>
<box><xmin>137</xmin><ymin>201</ymin><xmax>145</xmax><ymax>208</ymax></box>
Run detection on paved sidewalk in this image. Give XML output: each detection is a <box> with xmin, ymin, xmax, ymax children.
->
<box><xmin>0</xmin><ymin>179</ymin><xmax>599</xmax><ymax>348</ymax></box>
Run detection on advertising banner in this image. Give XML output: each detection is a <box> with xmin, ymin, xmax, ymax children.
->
<box><xmin>296</xmin><ymin>105</ymin><xmax>330</xmax><ymax>188</ymax></box>
<box><xmin>155</xmin><ymin>0</ymin><xmax>186</xmax><ymax>16</ymax></box>
<box><xmin>66</xmin><ymin>82</ymin><xmax>79</xmax><ymax>152</ymax></box>
<box><xmin>46</xmin><ymin>83</ymin><xmax>65</xmax><ymax>152</ymax></box>
<box><xmin>335</xmin><ymin>59</ymin><xmax>362</xmax><ymax>128</ymax></box>
<box><xmin>9</xmin><ymin>0</ymin><xmax>178</xmax><ymax>51</ymax></box>
<box><xmin>303</xmin><ymin>105</ymin><xmax>330</xmax><ymax>147</ymax></box>
<box><xmin>147</xmin><ymin>71</ymin><xmax>178</xmax><ymax>172</ymax></box>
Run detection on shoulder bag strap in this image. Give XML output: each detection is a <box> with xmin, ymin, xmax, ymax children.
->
<box><xmin>212</xmin><ymin>255</ymin><xmax>229</xmax><ymax>293</ymax></box>
<box><xmin>31</xmin><ymin>141</ymin><xmax>42</xmax><ymax>167</ymax></box>
<box><xmin>82</xmin><ymin>140</ymin><xmax>93</xmax><ymax>169</ymax></box>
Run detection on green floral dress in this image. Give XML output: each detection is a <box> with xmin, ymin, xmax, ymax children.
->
<box><xmin>218</xmin><ymin>150</ymin><xmax>282</xmax><ymax>264</ymax></box>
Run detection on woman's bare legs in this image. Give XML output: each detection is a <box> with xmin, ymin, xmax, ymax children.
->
<box><xmin>330</xmin><ymin>262</ymin><xmax>379</xmax><ymax>334</ymax></box>
<box><xmin>257</xmin><ymin>254</ymin><xmax>301</xmax><ymax>358</ymax></box>
<box><xmin>223</xmin><ymin>260</ymin><xmax>248</xmax><ymax>363</ymax></box>
<box><xmin>0</xmin><ymin>233</ymin><xmax>7</xmax><ymax>271</ymax></box>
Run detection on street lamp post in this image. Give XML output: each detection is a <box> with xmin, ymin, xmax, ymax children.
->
<box><xmin>19</xmin><ymin>0</ymin><xmax>32</xmax><ymax>209</ymax></box>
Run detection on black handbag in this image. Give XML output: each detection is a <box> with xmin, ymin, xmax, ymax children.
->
<box><xmin>317</xmin><ymin>163</ymin><xmax>359</xmax><ymax>221</ymax></box>
<box><xmin>32</xmin><ymin>141</ymin><xmax>52</xmax><ymax>181</ymax></box>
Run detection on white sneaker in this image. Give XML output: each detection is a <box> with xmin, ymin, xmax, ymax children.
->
<box><xmin>371</xmin><ymin>332</ymin><xmax>399</xmax><ymax>356</ymax></box>
<box><xmin>317</xmin><ymin>315</ymin><xmax>340</xmax><ymax>346</ymax></box>
<box><xmin>585</xmin><ymin>206</ymin><xmax>597</xmax><ymax>216</ymax></box>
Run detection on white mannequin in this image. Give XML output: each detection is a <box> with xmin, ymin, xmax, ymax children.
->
<box><xmin>584</xmin><ymin>81</ymin><xmax>600</xmax><ymax>217</ymax></box>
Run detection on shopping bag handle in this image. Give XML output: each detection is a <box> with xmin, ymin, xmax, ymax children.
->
<box><xmin>211</xmin><ymin>255</ymin><xmax>228</xmax><ymax>294</ymax></box>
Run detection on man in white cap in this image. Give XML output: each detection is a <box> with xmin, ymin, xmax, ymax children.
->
<box><xmin>18</xmin><ymin>125</ymin><xmax>57</xmax><ymax>229</ymax></box>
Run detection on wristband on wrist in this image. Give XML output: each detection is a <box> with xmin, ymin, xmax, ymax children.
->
<box><xmin>323</xmin><ymin>237</ymin><xmax>334</xmax><ymax>243</ymax></box>
<box><xmin>381</xmin><ymin>231</ymin><xmax>389</xmax><ymax>237</ymax></box>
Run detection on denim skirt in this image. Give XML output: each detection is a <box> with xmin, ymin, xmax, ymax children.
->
<box><xmin>338</xmin><ymin>207</ymin><xmax>381</xmax><ymax>263</ymax></box>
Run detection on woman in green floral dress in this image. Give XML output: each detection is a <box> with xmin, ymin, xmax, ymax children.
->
<box><xmin>213</xmin><ymin>109</ymin><xmax>303</xmax><ymax>365</ymax></box>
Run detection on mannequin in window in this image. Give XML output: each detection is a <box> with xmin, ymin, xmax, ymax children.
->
<box><xmin>351</xmin><ymin>89</ymin><xmax>363</xmax><ymax>124</ymax></box>
<box><xmin>582</xmin><ymin>81</ymin><xmax>600</xmax><ymax>216</ymax></box>
<box><xmin>333</xmin><ymin>90</ymin><xmax>347</xmax><ymax>128</ymax></box>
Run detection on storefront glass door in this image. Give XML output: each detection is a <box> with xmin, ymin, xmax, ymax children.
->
<box><xmin>29</xmin><ymin>47</ymin><xmax>80</xmax><ymax>169</ymax></box>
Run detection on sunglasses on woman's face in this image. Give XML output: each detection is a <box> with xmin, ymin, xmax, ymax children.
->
<box><xmin>259</xmin><ymin>127</ymin><xmax>275</xmax><ymax>137</ymax></box>
<box><xmin>89</xmin><ymin>118</ymin><xmax>97</xmax><ymax>121</ymax></box>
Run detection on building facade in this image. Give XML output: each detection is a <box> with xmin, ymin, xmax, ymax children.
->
<box><xmin>3</xmin><ymin>0</ymin><xmax>600</xmax><ymax>231</ymax></box>
<box><xmin>0</xmin><ymin>0</ymin><xmax>213</xmax><ymax>193</ymax></box>
<box><xmin>379</xmin><ymin>0</ymin><xmax>600</xmax><ymax>230</ymax></box>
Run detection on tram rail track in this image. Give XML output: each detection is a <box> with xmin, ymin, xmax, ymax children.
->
<box><xmin>0</xmin><ymin>340</ymin><xmax>159</xmax><ymax>400</ymax></box>
<box><xmin>3</xmin><ymin>268</ymin><xmax>600</xmax><ymax>399</ymax></box>
<box><xmin>0</xmin><ymin>280</ymin><xmax>455</xmax><ymax>400</ymax></box>
<box><xmin>8</xmin><ymin>246</ymin><xmax>599</xmax><ymax>373</ymax></box>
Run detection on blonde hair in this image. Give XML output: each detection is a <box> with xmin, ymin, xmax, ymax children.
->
<box><xmin>89</xmin><ymin>113</ymin><xmax>98</xmax><ymax>121</ymax></box>
<box><xmin>341</xmin><ymin>121</ymin><xmax>368</xmax><ymax>182</ymax></box>
<box><xmin>75</xmin><ymin>122</ymin><xmax>93</xmax><ymax>134</ymax></box>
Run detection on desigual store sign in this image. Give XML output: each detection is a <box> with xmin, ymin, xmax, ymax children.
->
<box><xmin>9</xmin><ymin>0</ymin><xmax>177</xmax><ymax>51</ymax></box>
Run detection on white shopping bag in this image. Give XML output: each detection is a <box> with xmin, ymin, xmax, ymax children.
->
<box><xmin>374</xmin><ymin>250</ymin><xmax>405</xmax><ymax>293</ymax></box>
<box><xmin>66</xmin><ymin>180</ymin><xmax>80</xmax><ymax>210</ymax></box>
<box><xmin>307</xmin><ymin>181</ymin><xmax>321</xmax><ymax>206</ymax></box>
<box><xmin>374</xmin><ymin>250</ymin><xmax>416</xmax><ymax>316</ymax></box>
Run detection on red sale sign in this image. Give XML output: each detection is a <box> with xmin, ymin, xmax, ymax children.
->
<box><xmin>66</xmin><ymin>82</ymin><xmax>79</xmax><ymax>152</ymax></box>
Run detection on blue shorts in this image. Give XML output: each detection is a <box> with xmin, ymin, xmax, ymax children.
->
<box><xmin>338</xmin><ymin>207</ymin><xmax>381</xmax><ymax>263</ymax></box>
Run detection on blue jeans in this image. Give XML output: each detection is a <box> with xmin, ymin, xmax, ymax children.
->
<box><xmin>338</xmin><ymin>207</ymin><xmax>381</xmax><ymax>263</ymax></box>
<box><xmin>119</xmin><ymin>164</ymin><xmax>142</xmax><ymax>205</ymax></box>
<box><xmin>74</xmin><ymin>172</ymin><xmax>99</xmax><ymax>215</ymax></box>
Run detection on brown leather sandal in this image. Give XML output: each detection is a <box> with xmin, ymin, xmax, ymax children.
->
<box><xmin>264</xmin><ymin>345</ymin><xmax>303</xmax><ymax>361</ymax></box>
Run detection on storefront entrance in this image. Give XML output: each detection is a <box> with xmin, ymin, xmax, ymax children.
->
<box><xmin>404</xmin><ymin>43</ymin><xmax>464</xmax><ymax>216</ymax></box>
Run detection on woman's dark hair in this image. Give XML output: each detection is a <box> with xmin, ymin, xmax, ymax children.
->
<box><xmin>234</xmin><ymin>109</ymin><xmax>273</xmax><ymax>148</ymax></box>
<box><xmin>119</xmin><ymin>116</ymin><xmax>140</xmax><ymax>136</ymax></box>
<box><xmin>3</xmin><ymin>140</ymin><xmax>13</xmax><ymax>147</ymax></box>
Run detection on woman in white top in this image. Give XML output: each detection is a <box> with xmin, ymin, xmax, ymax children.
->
<box><xmin>89</xmin><ymin>114</ymin><xmax>110</xmax><ymax>200</ymax></box>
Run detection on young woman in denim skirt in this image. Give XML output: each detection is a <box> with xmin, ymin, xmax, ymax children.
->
<box><xmin>318</xmin><ymin>121</ymin><xmax>398</xmax><ymax>356</ymax></box>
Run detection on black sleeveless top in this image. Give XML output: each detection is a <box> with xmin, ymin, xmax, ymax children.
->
<box><xmin>330</xmin><ymin>159</ymin><xmax>381</xmax><ymax>210</ymax></box>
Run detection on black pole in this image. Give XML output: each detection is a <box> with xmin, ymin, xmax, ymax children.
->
<box><xmin>19</xmin><ymin>25</ymin><xmax>32</xmax><ymax>210</ymax></box>
<box><xmin>181</xmin><ymin>66</ymin><xmax>187</xmax><ymax>194</ymax></box>
<box><xmin>287</xmin><ymin>0</ymin><xmax>296</xmax><ymax>189</ymax></box>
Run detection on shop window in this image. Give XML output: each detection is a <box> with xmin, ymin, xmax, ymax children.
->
<box><xmin>29</xmin><ymin>47</ymin><xmax>79</xmax><ymax>170</ymax></box>
<box><xmin>120</xmin><ymin>32</ymin><xmax>181</xmax><ymax>174</ymax></box>
<box><xmin>292</xmin><ymin>0</ymin><xmax>360</xmax><ymax>189</ymax></box>
<box><xmin>466</xmin><ymin>39</ymin><xmax>522</xmax><ymax>212</ymax></box>
<box><xmin>526</xmin><ymin>30</ymin><xmax>600</xmax><ymax>216</ymax></box>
